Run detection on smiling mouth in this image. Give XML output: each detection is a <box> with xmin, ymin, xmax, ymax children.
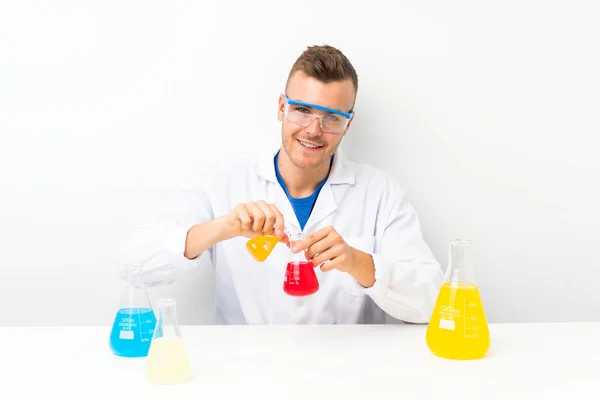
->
<box><xmin>297</xmin><ymin>139</ymin><xmax>324</xmax><ymax>149</ymax></box>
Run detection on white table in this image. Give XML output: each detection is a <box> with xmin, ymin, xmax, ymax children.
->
<box><xmin>1</xmin><ymin>323</ymin><xmax>599</xmax><ymax>399</ymax></box>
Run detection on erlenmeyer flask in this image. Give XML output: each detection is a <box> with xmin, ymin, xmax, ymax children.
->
<box><xmin>246</xmin><ymin>235</ymin><xmax>280</xmax><ymax>262</ymax></box>
<box><xmin>426</xmin><ymin>239</ymin><xmax>490</xmax><ymax>360</ymax></box>
<box><xmin>109</xmin><ymin>264</ymin><xmax>156</xmax><ymax>357</ymax></box>
<box><xmin>283</xmin><ymin>232</ymin><xmax>319</xmax><ymax>296</ymax></box>
<box><xmin>145</xmin><ymin>298</ymin><xmax>191</xmax><ymax>385</ymax></box>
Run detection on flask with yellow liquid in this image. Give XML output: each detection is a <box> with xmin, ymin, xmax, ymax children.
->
<box><xmin>145</xmin><ymin>298</ymin><xmax>191</xmax><ymax>385</ymax></box>
<box><xmin>426</xmin><ymin>239</ymin><xmax>490</xmax><ymax>360</ymax></box>
<box><xmin>246</xmin><ymin>235</ymin><xmax>281</xmax><ymax>262</ymax></box>
<box><xmin>246</xmin><ymin>227</ymin><xmax>291</xmax><ymax>262</ymax></box>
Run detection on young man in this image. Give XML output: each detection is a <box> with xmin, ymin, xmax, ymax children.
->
<box><xmin>121</xmin><ymin>45</ymin><xmax>443</xmax><ymax>324</ymax></box>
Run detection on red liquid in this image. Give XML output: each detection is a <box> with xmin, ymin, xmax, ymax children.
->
<box><xmin>283</xmin><ymin>261</ymin><xmax>319</xmax><ymax>296</ymax></box>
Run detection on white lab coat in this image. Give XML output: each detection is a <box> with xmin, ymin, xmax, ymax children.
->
<box><xmin>121</xmin><ymin>146</ymin><xmax>443</xmax><ymax>324</ymax></box>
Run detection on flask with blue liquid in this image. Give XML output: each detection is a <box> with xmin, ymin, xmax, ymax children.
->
<box><xmin>109</xmin><ymin>264</ymin><xmax>156</xmax><ymax>357</ymax></box>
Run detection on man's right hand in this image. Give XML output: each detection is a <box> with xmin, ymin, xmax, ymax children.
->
<box><xmin>219</xmin><ymin>200</ymin><xmax>287</xmax><ymax>242</ymax></box>
<box><xmin>185</xmin><ymin>200</ymin><xmax>288</xmax><ymax>260</ymax></box>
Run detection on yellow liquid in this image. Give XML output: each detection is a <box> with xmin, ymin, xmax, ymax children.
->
<box><xmin>246</xmin><ymin>235</ymin><xmax>280</xmax><ymax>262</ymax></box>
<box><xmin>426</xmin><ymin>283</ymin><xmax>490</xmax><ymax>360</ymax></box>
<box><xmin>145</xmin><ymin>337</ymin><xmax>191</xmax><ymax>385</ymax></box>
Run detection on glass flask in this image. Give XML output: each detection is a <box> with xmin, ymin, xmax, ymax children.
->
<box><xmin>145</xmin><ymin>298</ymin><xmax>191</xmax><ymax>385</ymax></box>
<box><xmin>283</xmin><ymin>232</ymin><xmax>319</xmax><ymax>296</ymax></box>
<box><xmin>426</xmin><ymin>239</ymin><xmax>490</xmax><ymax>360</ymax></box>
<box><xmin>109</xmin><ymin>264</ymin><xmax>156</xmax><ymax>357</ymax></box>
<box><xmin>246</xmin><ymin>235</ymin><xmax>280</xmax><ymax>262</ymax></box>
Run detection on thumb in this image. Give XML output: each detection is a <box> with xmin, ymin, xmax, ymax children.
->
<box><xmin>242</xmin><ymin>230</ymin><xmax>260</xmax><ymax>239</ymax></box>
<box><xmin>275</xmin><ymin>229</ymin><xmax>290</xmax><ymax>246</ymax></box>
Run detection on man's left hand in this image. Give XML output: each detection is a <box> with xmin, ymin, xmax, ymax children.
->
<box><xmin>291</xmin><ymin>226</ymin><xmax>376</xmax><ymax>288</ymax></box>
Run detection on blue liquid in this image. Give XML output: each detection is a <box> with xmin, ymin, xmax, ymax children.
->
<box><xmin>109</xmin><ymin>307</ymin><xmax>156</xmax><ymax>357</ymax></box>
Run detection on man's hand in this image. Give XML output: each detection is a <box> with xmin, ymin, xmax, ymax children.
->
<box><xmin>219</xmin><ymin>200</ymin><xmax>288</xmax><ymax>245</ymax></box>
<box><xmin>292</xmin><ymin>226</ymin><xmax>375</xmax><ymax>288</ymax></box>
<box><xmin>185</xmin><ymin>201</ymin><xmax>288</xmax><ymax>260</ymax></box>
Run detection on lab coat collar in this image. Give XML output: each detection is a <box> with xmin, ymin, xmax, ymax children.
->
<box><xmin>255</xmin><ymin>144</ymin><xmax>356</xmax><ymax>186</ymax></box>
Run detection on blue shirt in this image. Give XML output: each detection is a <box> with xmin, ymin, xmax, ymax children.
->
<box><xmin>274</xmin><ymin>151</ymin><xmax>332</xmax><ymax>230</ymax></box>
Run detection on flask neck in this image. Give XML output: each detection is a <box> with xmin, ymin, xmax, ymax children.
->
<box><xmin>288</xmin><ymin>232</ymin><xmax>305</xmax><ymax>263</ymax></box>
<box><xmin>157</xmin><ymin>299</ymin><xmax>178</xmax><ymax>325</ymax></box>
<box><xmin>154</xmin><ymin>298</ymin><xmax>182</xmax><ymax>339</ymax></box>
<box><xmin>126</xmin><ymin>264</ymin><xmax>145</xmax><ymax>289</ymax></box>
<box><xmin>446</xmin><ymin>239</ymin><xmax>476</xmax><ymax>284</ymax></box>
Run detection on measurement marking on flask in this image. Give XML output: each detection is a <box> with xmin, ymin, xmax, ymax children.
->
<box><xmin>439</xmin><ymin>319</ymin><xmax>455</xmax><ymax>330</ymax></box>
<box><xmin>119</xmin><ymin>330</ymin><xmax>134</xmax><ymax>339</ymax></box>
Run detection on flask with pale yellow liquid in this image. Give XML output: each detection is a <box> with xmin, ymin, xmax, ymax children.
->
<box><xmin>145</xmin><ymin>298</ymin><xmax>191</xmax><ymax>385</ymax></box>
<box><xmin>426</xmin><ymin>239</ymin><xmax>490</xmax><ymax>360</ymax></box>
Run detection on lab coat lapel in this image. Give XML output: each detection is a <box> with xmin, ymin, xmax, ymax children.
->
<box><xmin>275</xmin><ymin>181</ymin><xmax>301</xmax><ymax>232</ymax></box>
<box><xmin>254</xmin><ymin>146</ymin><xmax>301</xmax><ymax>232</ymax></box>
<box><xmin>303</xmin><ymin>146</ymin><xmax>356</xmax><ymax>234</ymax></box>
<box><xmin>302</xmin><ymin>182</ymin><xmax>336</xmax><ymax>234</ymax></box>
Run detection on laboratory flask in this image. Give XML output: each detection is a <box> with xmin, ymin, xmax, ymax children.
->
<box><xmin>146</xmin><ymin>298</ymin><xmax>191</xmax><ymax>385</ymax></box>
<box><xmin>246</xmin><ymin>234</ymin><xmax>280</xmax><ymax>262</ymax></box>
<box><xmin>426</xmin><ymin>239</ymin><xmax>490</xmax><ymax>360</ymax></box>
<box><xmin>283</xmin><ymin>232</ymin><xmax>319</xmax><ymax>296</ymax></box>
<box><xmin>109</xmin><ymin>264</ymin><xmax>156</xmax><ymax>357</ymax></box>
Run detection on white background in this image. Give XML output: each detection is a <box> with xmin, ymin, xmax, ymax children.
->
<box><xmin>1</xmin><ymin>0</ymin><xmax>598</xmax><ymax>326</ymax></box>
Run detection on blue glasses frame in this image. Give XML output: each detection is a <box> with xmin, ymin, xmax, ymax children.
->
<box><xmin>284</xmin><ymin>95</ymin><xmax>354</xmax><ymax>119</ymax></box>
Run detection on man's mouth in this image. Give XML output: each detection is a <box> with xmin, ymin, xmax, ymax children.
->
<box><xmin>297</xmin><ymin>139</ymin><xmax>324</xmax><ymax>149</ymax></box>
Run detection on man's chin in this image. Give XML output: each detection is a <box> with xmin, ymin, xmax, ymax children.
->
<box><xmin>292</xmin><ymin>155</ymin><xmax>328</xmax><ymax>170</ymax></box>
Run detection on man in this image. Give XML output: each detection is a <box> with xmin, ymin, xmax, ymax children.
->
<box><xmin>121</xmin><ymin>45</ymin><xmax>443</xmax><ymax>324</ymax></box>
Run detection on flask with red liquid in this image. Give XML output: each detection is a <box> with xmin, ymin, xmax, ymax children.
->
<box><xmin>283</xmin><ymin>232</ymin><xmax>319</xmax><ymax>296</ymax></box>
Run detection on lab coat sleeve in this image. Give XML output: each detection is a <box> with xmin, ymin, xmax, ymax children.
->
<box><xmin>363</xmin><ymin>194</ymin><xmax>444</xmax><ymax>323</ymax></box>
<box><xmin>117</xmin><ymin>172</ymin><xmax>215</xmax><ymax>288</ymax></box>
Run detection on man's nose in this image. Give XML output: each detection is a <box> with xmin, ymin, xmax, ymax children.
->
<box><xmin>304</xmin><ymin>116</ymin><xmax>323</xmax><ymax>136</ymax></box>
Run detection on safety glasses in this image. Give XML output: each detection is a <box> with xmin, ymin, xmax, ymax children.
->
<box><xmin>283</xmin><ymin>94</ymin><xmax>353</xmax><ymax>134</ymax></box>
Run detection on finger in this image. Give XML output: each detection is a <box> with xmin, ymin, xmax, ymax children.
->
<box><xmin>241</xmin><ymin>230</ymin><xmax>260</xmax><ymax>239</ymax></box>
<box><xmin>305</xmin><ymin>234</ymin><xmax>338</xmax><ymax>260</ymax></box>
<box><xmin>278</xmin><ymin>234</ymin><xmax>290</xmax><ymax>248</ymax></box>
<box><xmin>236</xmin><ymin>204</ymin><xmax>253</xmax><ymax>232</ymax></box>
<box><xmin>256</xmin><ymin>200</ymin><xmax>276</xmax><ymax>234</ymax></box>
<box><xmin>320</xmin><ymin>259</ymin><xmax>338</xmax><ymax>272</ymax></box>
<box><xmin>245</xmin><ymin>202</ymin><xmax>265</xmax><ymax>233</ymax></box>
<box><xmin>268</xmin><ymin>203</ymin><xmax>285</xmax><ymax>235</ymax></box>
<box><xmin>292</xmin><ymin>226</ymin><xmax>333</xmax><ymax>253</ymax></box>
<box><xmin>321</xmin><ymin>245</ymin><xmax>351</xmax><ymax>271</ymax></box>
<box><xmin>278</xmin><ymin>233</ymin><xmax>290</xmax><ymax>247</ymax></box>
<box><xmin>310</xmin><ymin>245</ymin><xmax>341</xmax><ymax>268</ymax></box>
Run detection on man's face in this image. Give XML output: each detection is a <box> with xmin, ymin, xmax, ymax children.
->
<box><xmin>278</xmin><ymin>71</ymin><xmax>355</xmax><ymax>170</ymax></box>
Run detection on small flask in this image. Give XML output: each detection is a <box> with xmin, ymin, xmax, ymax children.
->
<box><xmin>246</xmin><ymin>235</ymin><xmax>280</xmax><ymax>262</ymax></box>
<box><xmin>283</xmin><ymin>232</ymin><xmax>319</xmax><ymax>296</ymax></box>
<box><xmin>145</xmin><ymin>298</ymin><xmax>192</xmax><ymax>385</ymax></box>
<box><xmin>426</xmin><ymin>239</ymin><xmax>490</xmax><ymax>360</ymax></box>
<box><xmin>109</xmin><ymin>264</ymin><xmax>156</xmax><ymax>357</ymax></box>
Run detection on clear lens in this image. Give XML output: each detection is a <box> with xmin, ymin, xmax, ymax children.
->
<box><xmin>284</xmin><ymin>103</ymin><xmax>349</xmax><ymax>134</ymax></box>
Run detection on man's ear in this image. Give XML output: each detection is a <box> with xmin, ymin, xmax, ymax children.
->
<box><xmin>343</xmin><ymin>114</ymin><xmax>355</xmax><ymax>136</ymax></box>
<box><xmin>277</xmin><ymin>94</ymin><xmax>285</xmax><ymax>121</ymax></box>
